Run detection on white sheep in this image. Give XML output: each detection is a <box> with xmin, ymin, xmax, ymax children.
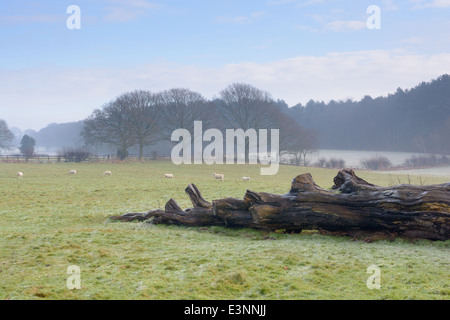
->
<box><xmin>103</xmin><ymin>171</ymin><xmax>112</xmax><ymax>176</ymax></box>
<box><xmin>242</xmin><ymin>176</ymin><xmax>251</xmax><ymax>181</ymax></box>
<box><xmin>213</xmin><ymin>172</ymin><xmax>224</xmax><ymax>181</ymax></box>
<box><xmin>17</xmin><ymin>171</ymin><xmax>23</xmax><ymax>177</ymax></box>
<box><xmin>68</xmin><ymin>169</ymin><xmax>77</xmax><ymax>175</ymax></box>
<box><xmin>164</xmin><ymin>173</ymin><xmax>174</xmax><ymax>178</ymax></box>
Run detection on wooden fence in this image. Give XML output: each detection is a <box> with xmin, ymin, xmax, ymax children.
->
<box><xmin>0</xmin><ymin>153</ymin><xmax>304</xmax><ymax>167</ymax></box>
<box><xmin>0</xmin><ymin>154</ymin><xmax>172</xmax><ymax>163</ymax></box>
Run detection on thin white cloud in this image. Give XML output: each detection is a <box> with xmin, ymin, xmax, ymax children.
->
<box><xmin>0</xmin><ymin>14</ymin><xmax>63</xmax><ymax>24</ymax></box>
<box><xmin>432</xmin><ymin>0</ymin><xmax>450</xmax><ymax>7</ymax></box>
<box><xmin>120</xmin><ymin>0</ymin><xmax>160</xmax><ymax>9</ymax></box>
<box><xmin>295</xmin><ymin>24</ymin><xmax>320</xmax><ymax>32</ymax></box>
<box><xmin>267</xmin><ymin>0</ymin><xmax>327</xmax><ymax>6</ymax></box>
<box><xmin>294</xmin><ymin>7</ymin><xmax>368</xmax><ymax>33</ymax></box>
<box><xmin>410</xmin><ymin>0</ymin><xmax>450</xmax><ymax>9</ymax></box>
<box><xmin>401</xmin><ymin>37</ymin><xmax>425</xmax><ymax>45</ymax></box>
<box><xmin>213</xmin><ymin>11</ymin><xmax>266</xmax><ymax>25</ymax></box>
<box><xmin>296</xmin><ymin>17</ymin><xmax>366</xmax><ymax>33</ymax></box>
<box><xmin>102</xmin><ymin>0</ymin><xmax>160</xmax><ymax>22</ymax></box>
<box><xmin>2</xmin><ymin>50</ymin><xmax>450</xmax><ymax>130</ymax></box>
<box><xmin>382</xmin><ymin>0</ymin><xmax>399</xmax><ymax>11</ymax></box>
<box><xmin>326</xmin><ymin>19</ymin><xmax>366</xmax><ymax>31</ymax></box>
<box><xmin>296</xmin><ymin>0</ymin><xmax>327</xmax><ymax>7</ymax></box>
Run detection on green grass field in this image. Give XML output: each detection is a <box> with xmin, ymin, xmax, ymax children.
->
<box><xmin>0</xmin><ymin>161</ymin><xmax>449</xmax><ymax>300</ymax></box>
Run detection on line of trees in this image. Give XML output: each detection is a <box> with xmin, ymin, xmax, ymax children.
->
<box><xmin>283</xmin><ymin>74</ymin><xmax>450</xmax><ymax>155</ymax></box>
<box><xmin>3</xmin><ymin>75</ymin><xmax>449</xmax><ymax>163</ymax></box>
<box><xmin>82</xmin><ymin>83</ymin><xmax>318</xmax><ymax>161</ymax></box>
<box><xmin>0</xmin><ymin>83</ymin><xmax>318</xmax><ymax>164</ymax></box>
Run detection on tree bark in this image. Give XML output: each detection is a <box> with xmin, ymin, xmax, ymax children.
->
<box><xmin>110</xmin><ymin>169</ymin><xmax>450</xmax><ymax>240</ymax></box>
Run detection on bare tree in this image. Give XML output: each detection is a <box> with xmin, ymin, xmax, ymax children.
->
<box><xmin>279</xmin><ymin>117</ymin><xmax>318</xmax><ymax>166</ymax></box>
<box><xmin>82</xmin><ymin>99</ymin><xmax>136</xmax><ymax>160</ymax></box>
<box><xmin>214</xmin><ymin>83</ymin><xmax>286</xmax><ymax>162</ymax></box>
<box><xmin>0</xmin><ymin>119</ymin><xmax>15</xmax><ymax>151</ymax></box>
<box><xmin>159</xmin><ymin>88</ymin><xmax>213</xmax><ymax>135</ymax></box>
<box><xmin>115</xmin><ymin>90</ymin><xmax>163</xmax><ymax>159</ymax></box>
<box><xmin>215</xmin><ymin>83</ymin><xmax>280</xmax><ymax>130</ymax></box>
<box><xmin>83</xmin><ymin>90</ymin><xmax>164</xmax><ymax>159</ymax></box>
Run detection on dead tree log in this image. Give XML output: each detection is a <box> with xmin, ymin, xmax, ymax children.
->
<box><xmin>110</xmin><ymin>169</ymin><xmax>450</xmax><ymax>240</ymax></box>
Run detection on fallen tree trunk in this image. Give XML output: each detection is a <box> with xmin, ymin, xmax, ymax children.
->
<box><xmin>110</xmin><ymin>169</ymin><xmax>450</xmax><ymax>240</ymax></box>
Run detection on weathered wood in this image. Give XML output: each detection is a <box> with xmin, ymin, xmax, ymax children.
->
<box><xmin>185</xmin><ymin>184</ymin><xmax>212</xmax><ymax>209</ymax></box>
<box><xmin>110</xmin><ymin>169</ymin><xmax>450</xmax><ymax>240</ymax></box>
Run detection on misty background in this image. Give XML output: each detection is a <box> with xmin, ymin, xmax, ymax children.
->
<box><xmin>2</xmin><ymin>74</ymin><xmax>449</xmax><ymax>165</ymax></box>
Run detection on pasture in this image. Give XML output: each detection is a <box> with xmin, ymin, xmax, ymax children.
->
<box><xmin>0</xmin><ymin>161</ymin><xmax>449</xmax><ymax>300</ymax></box>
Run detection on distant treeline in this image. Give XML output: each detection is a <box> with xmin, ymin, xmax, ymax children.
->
<box><xmin>280</xmin><ymin>74</ymin><xmax>450</xmax><ymax>155</ymax></box>
<box><xmin>3</xmin><ymin>74</ymin><xmax>449</xmax><ymax>158</ymax></box>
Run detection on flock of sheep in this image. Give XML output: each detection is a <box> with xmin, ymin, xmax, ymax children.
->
<box><xmin>16</xmin><ymin>170</ymin><xmax>251</xmax><ymax>181</ymax></box>
<box><xmin>162</xmin><ymin>172</ymin><xmax>251</xmax><ymax>181</ymax></box>
<box><xmin>211</xmin><ymin>172</ymin><xmax>250</xmax><ymax>181</ymax></box>
<box><xmin>16</xmin><ymin>169</ymin><xmax>111</xmax><ymax>177</ymax></box>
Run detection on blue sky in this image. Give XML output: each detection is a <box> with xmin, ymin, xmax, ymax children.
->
<box><xmin>1</xmin><ymin>0</ymin><xmax>449</xmax><ymax>130</ymax></box>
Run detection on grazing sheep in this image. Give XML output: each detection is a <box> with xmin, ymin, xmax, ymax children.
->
<box><xmin>17</xmin><ymin>171</ymin><xmax>23</xmax><ymax>177</ymax></box>
<box><xmin>103</xmin><ymin>171</ymin><xmax>112</xmax><ymax>176</ymax></box>
<box><xmin>213</xmin><ymin>172</ymin><xmax>224</xmax><ymax>181</ymax></box>
<box><xmin>164</xmin><ymin>173</ymin><xmax>174</xmax><ymax>178</ymax></box>
<box><xmin>68</xmin><ymin>169</ymin><xmax>77</xmax><ymax>175</ymax></box>
<box><xmin>242</xmin><ymin>176</ymin><xmax>251</xmax><ymax>181</ymax></box>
